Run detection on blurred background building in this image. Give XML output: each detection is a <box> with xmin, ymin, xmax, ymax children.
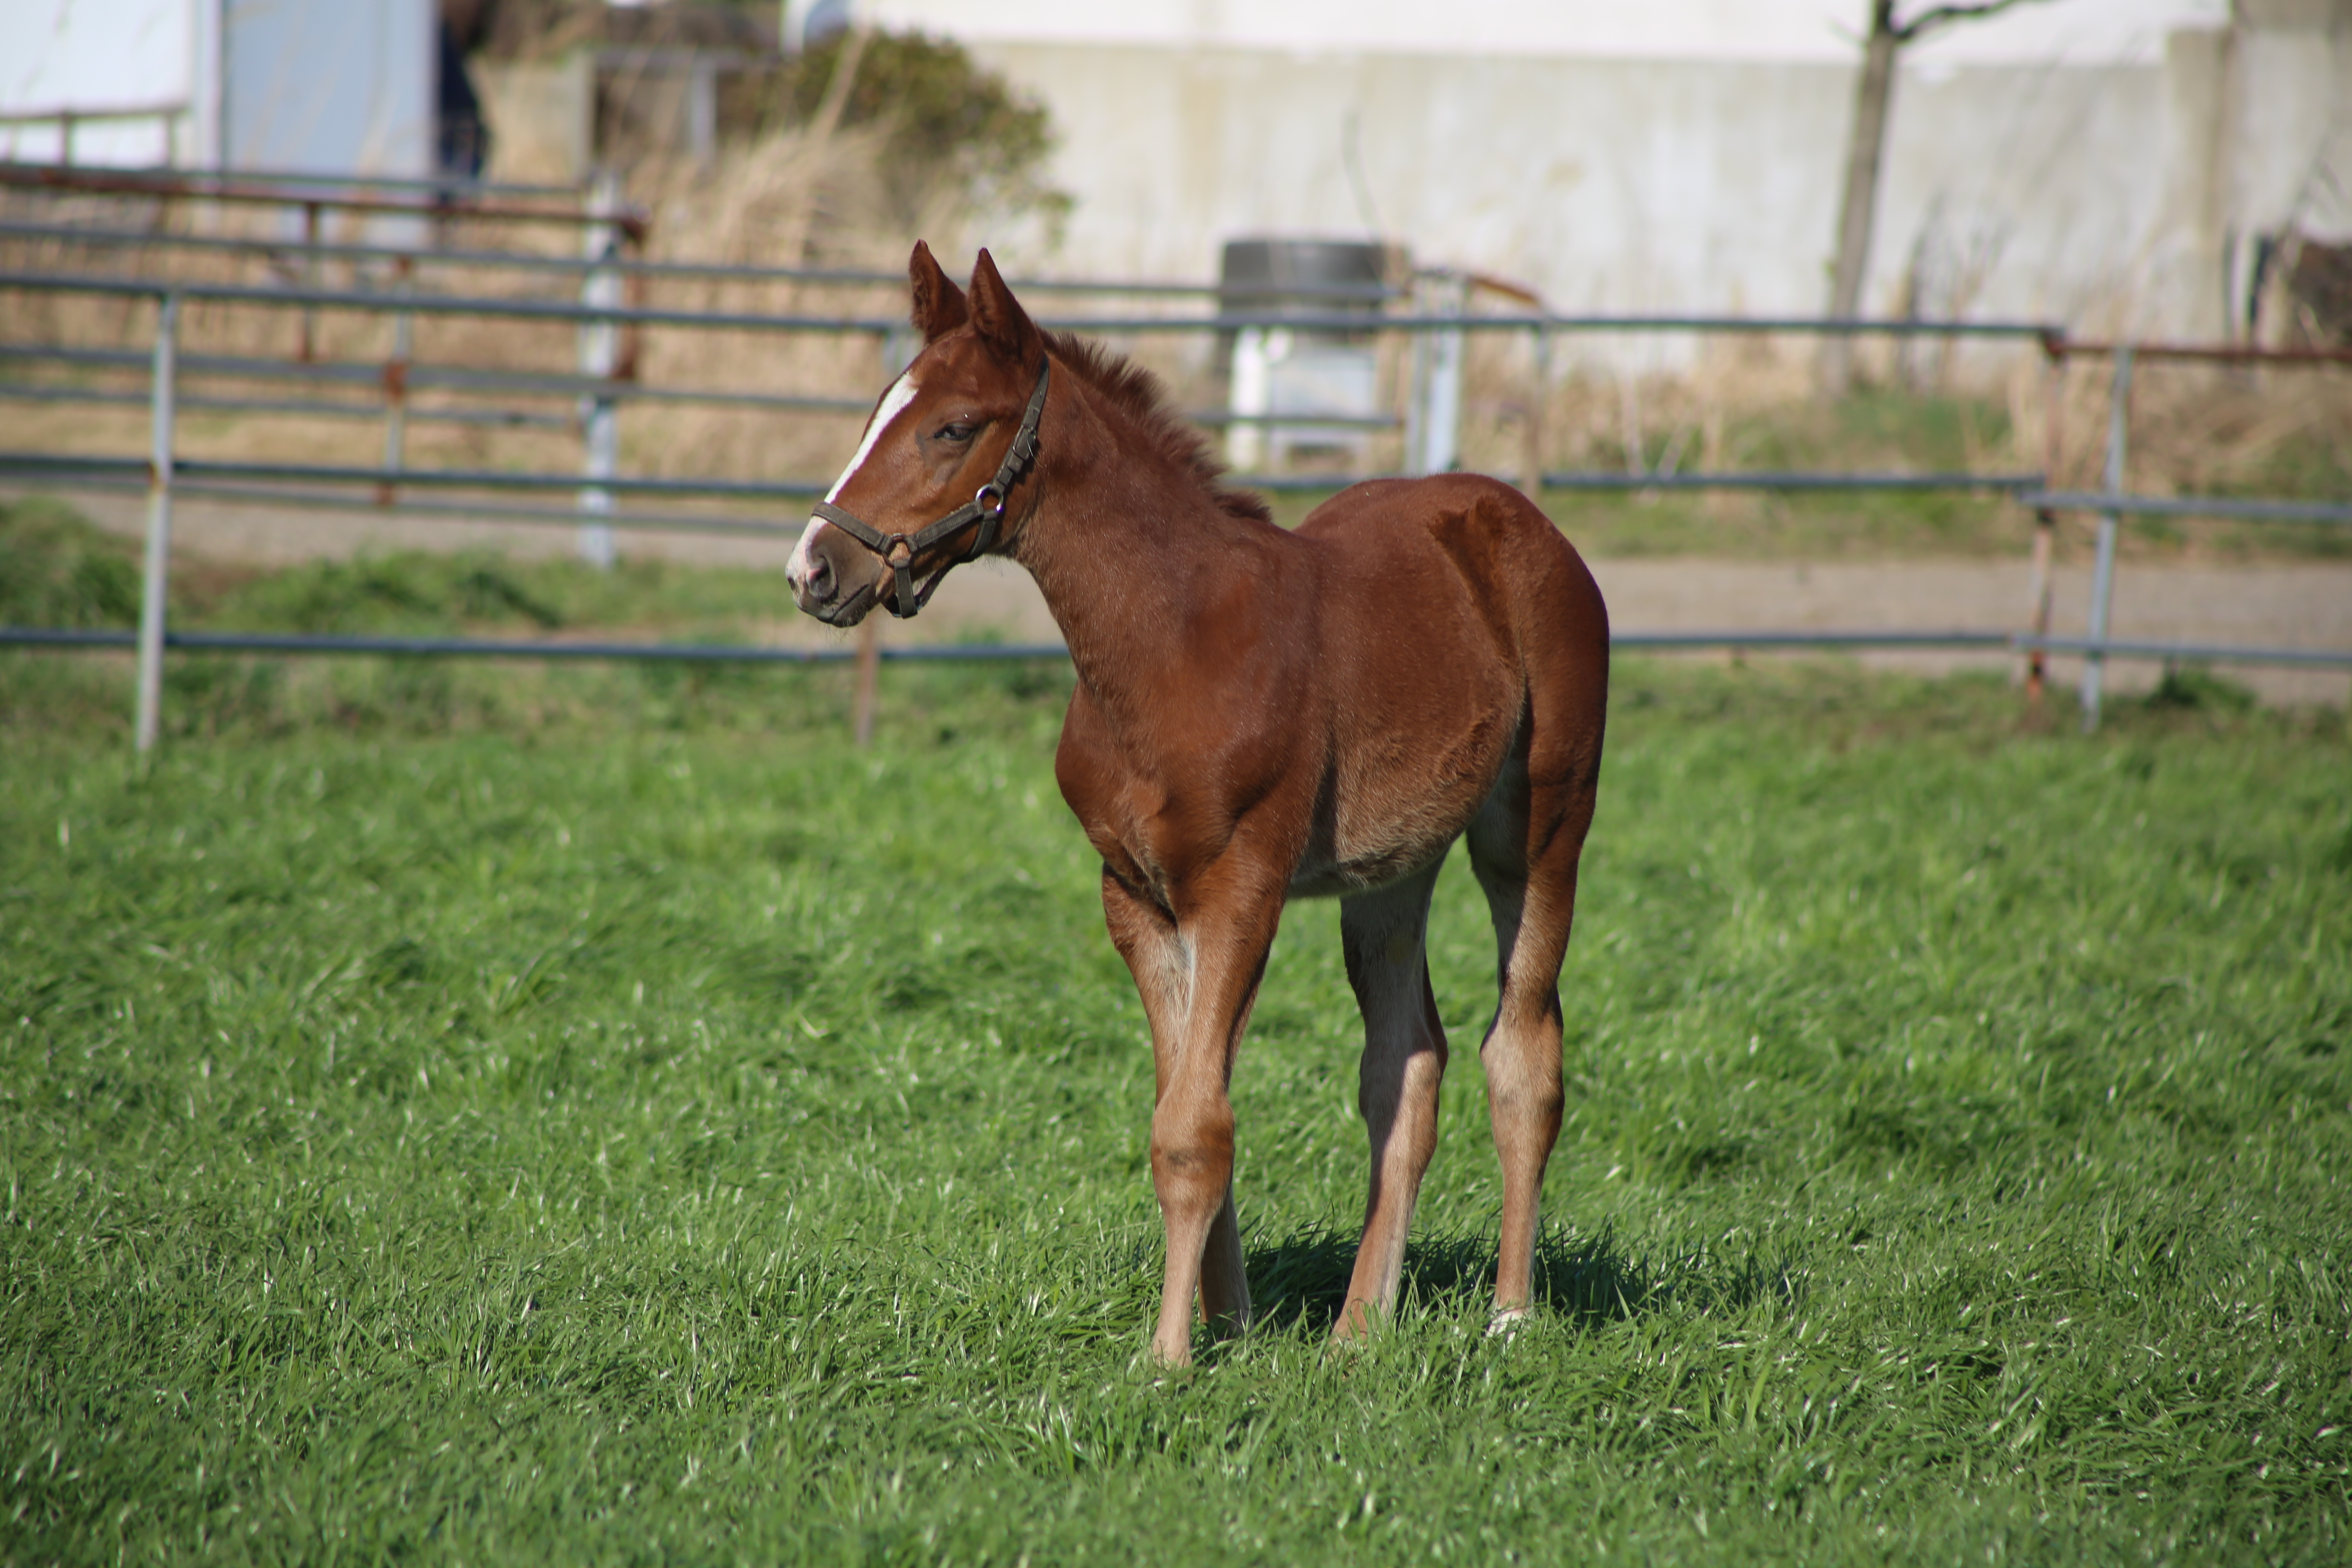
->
<box><xmin>840</xmin><ymin>0</ymin><xmax>2346</xmax><ymax>339</ymax></box>
<box><xmin>4</xmin><ymin>2</ymin><xmax>2347</xmax><ymax>338</ymax></box>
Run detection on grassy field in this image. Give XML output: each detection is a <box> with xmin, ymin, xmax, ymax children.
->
<box><xmin>5</xmin><ymin>615</ymin><xmax>2350</xmax><ymax>1564</ymax></box>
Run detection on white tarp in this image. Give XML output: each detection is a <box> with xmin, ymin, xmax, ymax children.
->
<box><xmin>0</xmin><ymin>0</ymin><xmax>432</xmax><ymax>177</ymax></box>
<box><xmin>221</xmin><ymin>0</ymin><xmax>433</xmax><ymax>178</ymax></box>
<box><xmin>0</xmin><ymin>0</ymin><xmax>196</xmax><ymax>165</ymax></box>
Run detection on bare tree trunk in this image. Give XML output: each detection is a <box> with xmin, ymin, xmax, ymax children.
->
<box><xmin>1816</xmin><ymin>0</ymin><xmax>2047</xmax><ymax>399</ymax></box>
<box><xmin>1820</xmin><ymin>19</ymin><xmax>1900</xmax><ymax>399</ymax></box>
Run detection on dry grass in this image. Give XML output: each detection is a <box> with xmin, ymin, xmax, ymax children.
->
<box><xmin>0</xmin><ymin>132</ymin><xmax>933</xmax><ymax>492</ymax></box>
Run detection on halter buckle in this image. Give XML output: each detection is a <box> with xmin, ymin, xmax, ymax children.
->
<box><xmin>974</xmin><ymin>483</ymin><xmax>1007</xmax><ymax>517</ymax></box>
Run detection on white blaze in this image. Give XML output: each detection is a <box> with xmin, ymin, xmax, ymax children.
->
<box><xmin>827</xmin><ymin>370</ymin><xmax>922</xmax><ymax>503</ymax></box>
<box><xmin>790</xmin><ymin>370</ymin><xmax>921</xmax><ymax>584</ymax></box>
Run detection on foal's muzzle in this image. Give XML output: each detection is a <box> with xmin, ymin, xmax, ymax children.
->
<box><xmin>788</xmin><ymin>523</ymin><xmax>885</xmax><ymax>626</ymax></box>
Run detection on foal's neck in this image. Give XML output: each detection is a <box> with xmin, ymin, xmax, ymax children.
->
<box><xmin>1011</xmin><ymin>380</ymin><xmax>1276</xmax><ymax>692</ymax></box>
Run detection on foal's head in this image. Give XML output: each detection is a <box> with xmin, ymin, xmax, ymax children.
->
<box><xmin>787</xmin><ymin>243</ymin><xmax>1049</xmax><ymax>626</ymax></box>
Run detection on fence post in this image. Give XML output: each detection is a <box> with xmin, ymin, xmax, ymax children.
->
<box><xmin>844</xmin><ymin>325</ymin><xmax>924</xmax><ymax>745</ymax></box>
<box><xmin>379</xmin><ymin>253</ymin><xmax>413</xmax><ymax>503</ymax></box>
<box><xmin>298</xmin><ymin>200</ymin><xmax>321</xmax><ymax>362</ymax></box>
<box><xmin>852</xmin><ymin>621</ymin><xmax>881</xmax><ymax>747</ymax></box>
<box><xmin>2023</xmin><ymin>344</ymin><xmax>2063</xmax><ymax>708</ymax></box>
<box><xmin>1407</xmin><ymin>272</ymin><xmax>1466</xmax><ymax>476</ymax></box>
<box><xmin>1227</xmin><ymin>326</ymin><xmax>1271</xmax><ymax>473</ymax></box>
<box><xmin>1522</xmin><ymin>320</ymin><xmax>1552</xmax><ymax>497</ymax></box>
<box><xmin>134</xmin><ymin>292</ymin><xmax>179</xmax><ymax>758</ymax></box>
<box><xmin>2080</xmin><ymin>345</ymin><xmax>2133</xmax><ymax>733</ymax></box>
<box><xmin>576</xmin><ymin>170</ymin><xmax>621</xmax><ymax>570</ymax></box>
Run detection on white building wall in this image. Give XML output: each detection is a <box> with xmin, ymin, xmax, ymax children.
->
<box><xmin>858</xmin><ymin>0</ymin><xmax>2227</xmax><ymax>67</ymax></box>
<box><xmin>950</xmin><ymin>13</ymin><xmax>2349</xmax><ymax>342</ymax></box>
<box><xmin>829</xmin><ymin>0</ymin><xmax>2336</xmax><ymax>341</ymax></box>
<box><xmin>971</xmin><ymin>44</ymin><xmax>2189</xmax><ymax>329</ymax></box>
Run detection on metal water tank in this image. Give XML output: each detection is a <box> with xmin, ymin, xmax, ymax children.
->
<box><xmin>1218</xmin><ymin>239</ymin><xmax>1395</xmax><ymax>473</ymax></box>
<box><xmin>1217</xmin><ymin>238</ymin><xmax>1390</xmax><ymax>334</ymax></box>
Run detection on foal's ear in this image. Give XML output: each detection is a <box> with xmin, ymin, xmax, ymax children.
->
<box><xmin>968</xmin><ymin>248</ymin><xmax>1041</xmax><ymax>364</ymax></box>
<box><xmin>909</xmin><ymin>240</ymin><xmax>968</xmax><ymax>342</ymax></box>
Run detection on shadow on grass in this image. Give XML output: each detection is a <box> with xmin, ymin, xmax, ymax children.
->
<box><xmin>1244</xmin><ymin>1221</ymin><xmax>1800</xmax><ymax>1336</ymax></box>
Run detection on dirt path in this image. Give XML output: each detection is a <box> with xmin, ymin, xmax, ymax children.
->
<box><xmin>33</xmin><ymin>486</ymin><xmax>2352</xmax><ymax>706</ymax></box>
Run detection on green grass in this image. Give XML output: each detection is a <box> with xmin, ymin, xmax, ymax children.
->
<box><xmin>4</xmin><ymin>643</ymin><xmax>2349</xmax><ymax>1564</ymax></box>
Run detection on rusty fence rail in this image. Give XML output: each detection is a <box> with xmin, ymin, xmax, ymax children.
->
<box><xmin>0</xmin><ymin>160</ymin><xmax>639</xmax><ymax>238</ymax></box>
<box><xmin>3</xmin><ymin>252</ymin><xmax>2348</xmax><ymax>748</ymax></box>
<box><xmin>0</xmin><ymin>217</ymin><xmax>1388</xmax><ymax>299</ymax></box>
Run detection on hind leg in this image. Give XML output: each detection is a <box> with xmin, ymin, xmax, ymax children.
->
<box><xmin>1332</xmin><ymin>860</ymin><xmax>1449</xmax><ymax>1342</ymax></box>
<box><xmin>1467</xmin><ymin>750</ymin><xmax>1598</xmax><ymax>1323</ymax></box>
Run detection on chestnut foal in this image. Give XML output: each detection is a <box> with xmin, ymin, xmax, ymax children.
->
<box><xmin>789</xmin><ymin>245</ymin><xmax>1609</xmax><ymax>1365</ymax></box>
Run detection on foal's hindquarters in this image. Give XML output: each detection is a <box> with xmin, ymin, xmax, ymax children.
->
<box><xmin>1105</xmin><ymin>474</ymin><xmax>1608</xmax><ymax>1363</ymax></box>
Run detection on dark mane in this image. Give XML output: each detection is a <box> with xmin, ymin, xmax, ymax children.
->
<box><xmin>1046</xmin><ymin>330</ymin><xmax>1274</xmax><ymax>525</ymax></box>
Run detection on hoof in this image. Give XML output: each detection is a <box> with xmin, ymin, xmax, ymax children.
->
<box><xmin>1486</xmin><ymin>1306</ymin><xmax>1530</xmax><ymax>1339</ymax></box>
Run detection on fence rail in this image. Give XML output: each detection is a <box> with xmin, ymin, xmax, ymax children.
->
<box><xmin>0</xmin><ymin>160</ymin><xmax>641</xmax><ymax>237</ymax></box>
<box><xmin>1541</xmin><ymin>471</ymin><xmax>2045</xmax><ymax>493</ymax></box>
<box><xmin>4</xmin><ymin>171</ymin><xmax>2346</xmax><ymax>746</ymax></box>
<box><xmin>0</xmin><ymin>270</ymin><xmax>2067</xmax><ymax>339</ymax></box>
<box><xmin>0</xmin><ymin>341</ymin><xmax>875</xmax><ymax>413</ymax></box>
<box><xmin>2021</xmin><ymin>490</ymin><xmax>2352</xmax><ymax>526</ymax></box>
<box><xmin>9</xmin><ymin>626</ymin><xmax>2346</xmax><ymax>670</ymax></box>
<box><xmin>4</xmin><ymin>472</ymin><xmax>808</xmax><ymax>537</ymax></box>
<box><xmin>0</xmin><ymin>450</ymin><xmax>824</xmax><ymax>502</ymax></box>
<box><xmin>0</xmin><ymin>157</ymin><xmax>587</xmax><ymax>202</ymax></box>
<box><xmin>0</xmin><ymin>218</ymin><xmax>1386</xmax><ymax>298</ymax></box>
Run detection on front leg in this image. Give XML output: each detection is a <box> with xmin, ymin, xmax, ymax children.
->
<box><xmin>1101</xmin><ymin>871</ymin><xmax>1249</xmax><ymax>1338</ymax></box>
<box><xmin>1102</xmin><ymin>864</ymin><xmax>1280</xmax><ymax>1365</ymax></box>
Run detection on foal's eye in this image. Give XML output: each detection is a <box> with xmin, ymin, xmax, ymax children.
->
<box><xmin>936</xmin><ymin>422</ymin><xmax>977</xmax><ymax>443</ymax></box>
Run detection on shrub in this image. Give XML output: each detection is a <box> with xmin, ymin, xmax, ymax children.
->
<box><xmin>773</xmin><ymin>30</ymin><xmax>1070</xmax><ymax>233</ymax></box>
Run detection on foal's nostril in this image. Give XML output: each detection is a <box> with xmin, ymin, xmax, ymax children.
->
<box><xmin>805</xmin><ymin>552</ymin><xmax>835</xmax><ymax>601</ymax></box>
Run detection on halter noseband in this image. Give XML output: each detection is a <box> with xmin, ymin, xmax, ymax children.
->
<box><xmin>809</xmin><ymin>359</ymin><xmax>1050</xmax><ymax>620</ymax></box>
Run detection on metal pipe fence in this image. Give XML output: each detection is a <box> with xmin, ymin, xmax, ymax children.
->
<box><xmin>4</xmin><ymin>196</ymin><xmax>2346</xmax><ymax>746</ymax></box>
<box><xmin>2022</xmin><ymin>335</ymin><xmax>2352</xmax><ymax>728</ymax></box>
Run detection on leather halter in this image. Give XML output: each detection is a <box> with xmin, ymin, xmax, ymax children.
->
<box><xmin>809</xmin><ymin>359</ymin><xmax>1050</xmax><ymax>619</ymax></box>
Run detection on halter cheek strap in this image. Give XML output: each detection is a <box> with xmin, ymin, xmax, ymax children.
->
<box><xmin>810</xmin><ymin>359</ymin><xmax>1051</xmax><ymax>619</ymax></box>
